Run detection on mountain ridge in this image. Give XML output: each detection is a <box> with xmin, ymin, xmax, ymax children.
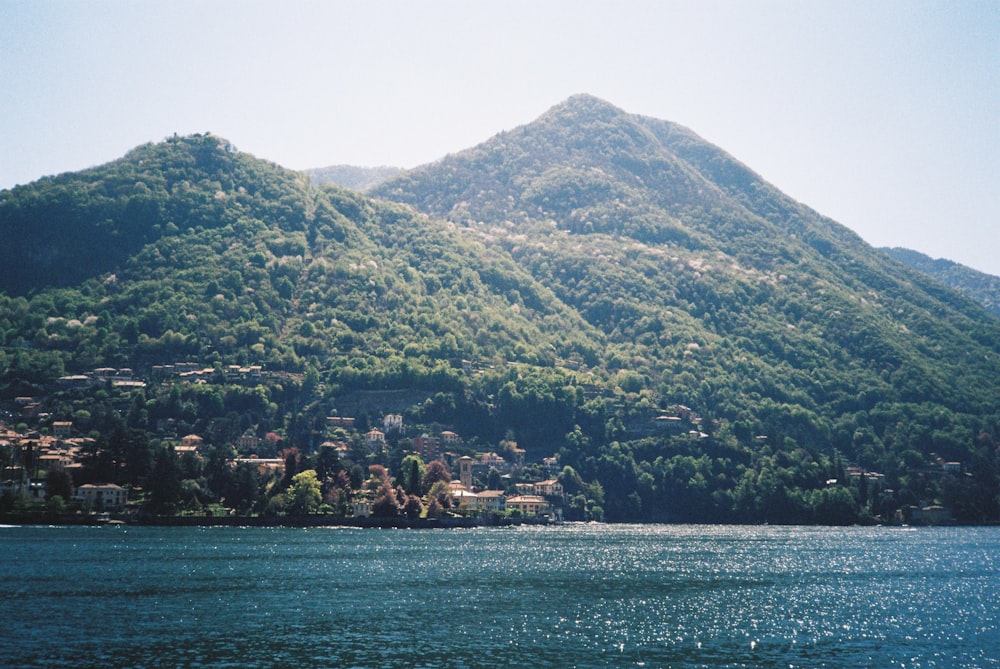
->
<box><xmin>882</xmin><ymin>246</ymin><xmax>1000</xmax><ymax>318</ymax></box>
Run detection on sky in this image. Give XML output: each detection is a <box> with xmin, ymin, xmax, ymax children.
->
<box><xmin>2</xmin><ymin>0</ymin><xmax>997</xmax><ymax>275</ymax></box>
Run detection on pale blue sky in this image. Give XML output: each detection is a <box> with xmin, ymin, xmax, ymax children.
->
<box><xmin>2</xmin><ymin>0</ymin><xmax>997</xmax><ymax>274</ymax></box>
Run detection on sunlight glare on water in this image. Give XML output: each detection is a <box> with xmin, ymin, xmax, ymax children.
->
<box><xmin>1</xmin><ymin>523</ymin><xmax>997</xmax><ymax>668</ymax></box>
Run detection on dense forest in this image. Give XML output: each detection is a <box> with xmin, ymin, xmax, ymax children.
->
<box><xmin>2</xmin><ymin>96</ymin><xmax>999</xmax><ymax>525</ymax></box>
<box><xmin>882</xmin><ymin>247</ymin><xmax>1000</xmax><ymax>319</ymax></box>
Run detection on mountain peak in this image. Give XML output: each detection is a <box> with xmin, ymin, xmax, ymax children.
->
<box><xmin>543</xmin><ymin>93</ymin><xmax>628</xmax><ymax>120</ymax></box>
<box><xmin>0</xmin><ymin>133</ymin><xmax>310</xmax><ymax>294</ymax></box>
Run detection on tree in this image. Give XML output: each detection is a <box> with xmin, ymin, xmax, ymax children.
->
<box><xmin>371</xmin><ymin>480</ymin><xmax>401</xmax><ymax>517</ymax></box>
<box><xmin>148</xmin><ymin>446</ymin><xmax>182</xmax><ymax>515</ymax></box>
<box><xmin>401</xmin><ymin>492</ymin><xmax>423</xmax><ymax>519</ymax></box>
<box><xmin>558</xmin><ymin>465</ymin><xmax>584</xmax><ymax>496</ymax></box>
<box><xmin>400</xmin><ymin>454</ymin><xmax>425</xmax><ymax>495</ymax></box>
<box><xmin>486</xmin><ymin>467</ymin><xmax>503</xmax><ymax>491</ymax></box>
<box><xmin>426</xmin><ymin>496</ymin><xmax>444</xmax><ymax>519</ymax></box>
<box><xmin>426</xmin><ymin>480</ymin><xmax>453</xmax><ymax>511</ymax></box>
<box><xmin>45</xmin><ymin>467</ymin><xmax>74</xmax><ymax>500</ymax></box>
<box><xmin>224</xmin><ymin>462</ymin><xmax>261</xmax><ymax>514</ymax></box>
<box><xmin>45</xmin><ymin>495</ymin><xmax>67</xmax><ymax>520</ymax></box>
<box><xmin>367</xmin><ymin>464</ymin><xmax>390</xmax><ymax>492</ymax></box>
<box><xmin>322</xmin><ymin>469</ymin><xmax>352</xmax><ymax>513</ymax></box>
<box><xmin>287</xmin><ymin>469</ymin><xmax>321</xmax><ymax>514</ymax></box>
<box><xmin>809</xmin><ymin>485</ymin><xmax>858</xmax><ymax>525</ymax></box>
<box><xmin>314</xmin><ymin>442</ymin><xmax>342</xmax><ymax>482</ymax></box>
<box><xmin>421</xmin><ymin>460</ymin><xmax>451</xmax><ymax>494</ymax></box>
<box><xmin>279</xmin><ymin>447</ymin><xmax>301</xmax><ymax>490</ymax></box>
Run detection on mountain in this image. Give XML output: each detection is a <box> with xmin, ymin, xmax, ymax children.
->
<box><xmin>373</xmin><ymin>94</ymin><xmax>999</xmax><ymax>413</ymax></box>
<box><xmin>372</xmin><ymin>94</ymin><xmax>1000</xmax><ymax>518</ymax></box>
<box><xmin>305</xmin><ymin>165</ymin><xmax>402</xmax><ymax>191</ymax></box>
<box><xmin>0</xmin><ymin>133</ymin><xmax>590</xmax><ymax>389</ymax></box>
<box><xmin>882</xmin><ymin>247</ymin><xmax>1000</xmax><ymax>318</ymax></box>
<box><xmin>2</xmin><ymin>98</ymin><xmax>999</xmax><ymax>524</ymax></box>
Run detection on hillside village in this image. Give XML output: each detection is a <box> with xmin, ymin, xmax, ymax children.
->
<box><xmin>1</xmin><ymin>361</ymin><xmax>603</xmax><ymax>524</ymax></box>
<box><xmin>1</xmin><ymin>360</ymin><xmax>967</xmax><ymax>527</ymax></box>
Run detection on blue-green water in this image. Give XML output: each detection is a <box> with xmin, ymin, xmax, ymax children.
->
<box><xmin>1</xmin><ymin>524</ymin><xmax>997</xmax><ymax>668</ymax></box>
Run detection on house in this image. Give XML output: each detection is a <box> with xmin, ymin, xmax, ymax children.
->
<box><xmin>383</xmin><ymin>414</ymin><xmax>403</xmax><ymax>432</ymax></box>
<box><xmin>52</xmin><ymin>420</ymin><xmax>73</xmax><ymax>437</ymax></box>
<box><xmin>232</xmin><ymin>457</ymin><xmax>284</xmax><ymax>476</ymax></box>
<box><xmin>352</xmin><ymin>500</ymin><xmax>371</xmax><ymax>518</ymax></box>
<box><xmin>176</xmin><ymin>434</ymin><xmax>204</xmax><ymax>455</ymax></box>
<box><xmin>39</xmin><ymin>447</ymin><xmax>74</xmax><ymax>468</ymax></box>
<box><xmin>326</xmin><ymin>416</ymin><xmax>356</xmax><ymax>429</ymax></box>
<box><xmin>365</xmin><ymin>429</ymin><xmax>386</xmax><ymax>446</ymax></box>
<box><xmin>478</xmin><ymin>451</ymin><xmax>508</xmax><ymax>468</ymax></box>
<box><xmin>864</xmin><ymin>472</ymin><xmax>886</xmax><ymax>490</ymax></box>
<box><xmin>505</xmin><ymin>495</ymin><xmax>551</xmax><ymax>516</ymax></box>
<box><xmin>76</xmin><ymin>483</ymin><xmax>128</xmax><ymax>511</ymax></box>
<box><xmin>236</xmin><ymin>433</ymin><xmax>260</xmax><ymax>452</ymax></box>
<box><xmin>451</xmin><ymin>488</ymin><xmax>480</xmax><ymax>510</ymax></box>
<box><xmin>896</xmin><ymin>504</ymin><xmax>953</xmax><ymax>526</ymax></box>
<box><xmin>477</xmin><ymin>490</ymin><xmax>506</xmax><ymax>513</ymax></box>
<box><xmin>471</xmin><ymin>452</ymin><xmax>511</xmax><ymax>479</ymax></box>
<box><xmin>440</xmin><ymin>430</ymin><xmax>461</xmax><ymax>446</ymax></box>
<box><xmin>534</xmin><ymin>479</ymin><xmax>564</xmax><ymax>499</ymax></box>
<box><xmin>27</xmin><ymin>479</ymin><xmax>47</xmax><ymax>501</ymax></box>
<box><xmin>654</xmin><ymin>415</ymin><xmax>684</xmax><ymax>431</ymax></box>
<box><xmin>57</xmin><ymin>375</ymin><xmax>94</xmax><ymax>389</ymax></box>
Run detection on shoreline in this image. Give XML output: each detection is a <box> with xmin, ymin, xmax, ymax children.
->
<box><xmin>1</xmin><ymin>511</ymin><xmax>988</xmax><ymax>528</ymax></box>
<box><xmin>0</xmin><ymin>512</ymin><xmax>530</xmax><ymax>529</ymax></box>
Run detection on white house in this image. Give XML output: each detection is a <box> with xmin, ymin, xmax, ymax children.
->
<box><xmin>76</xmin><ymin>483</ymin><xmax>128</xmax><ymax>511</ymax></box>
<box><xmin>505</xmin><ymin>495</ymin><xmax>551</xmax><ymax>516</ymax></box>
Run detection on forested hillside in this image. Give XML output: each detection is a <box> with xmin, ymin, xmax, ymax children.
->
<box><xmin>882</xmin><ymin>247</ymin><xmax>1000</xmax><ymax>318</ymax></box>
<box><xmin>372</xmin><ymin>95</ymin><xmax>1000</xmax><ymax>521</ymax></box>
<box><xmin>2</xmin><ymin>98</ymin><xmax>999</xmax><ymax>524</ymax></box>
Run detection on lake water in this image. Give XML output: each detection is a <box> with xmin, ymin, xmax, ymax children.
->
<box><xmin>1</xmin><ymin>523</ymin><xmax>997</xmax><ymax>668</ymax></box>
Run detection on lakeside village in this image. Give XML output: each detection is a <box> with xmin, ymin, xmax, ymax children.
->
<box><xmin>1</xmin><ymin>363</ymin><xmax>577</xmax><ymax>526</ymax></box>
<box><xmin>1</xmin><ymin>363</ymin><xmax>962</xmax><ymax>527</ymax></box>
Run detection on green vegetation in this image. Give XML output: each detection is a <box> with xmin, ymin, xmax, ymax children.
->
<box><xmin>882</xmin><ymin>247</ymin><xmax>1000</xmax><ymax>318</ymax></box>
<box><xmin>2</xmin><ymin>97</ymin><xmax>999</xmax><ymax>525</ymax></box>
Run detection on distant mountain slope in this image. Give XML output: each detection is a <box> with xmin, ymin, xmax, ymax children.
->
<box><xmin>882</xmin><ymin>247</ymin><xmax>1000</xmax><ymax>318</ymax></box>
<box><xmin>305</xmin><ymin>165</ymin><xmax>402</xmax><ymax>191</ymax></box>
